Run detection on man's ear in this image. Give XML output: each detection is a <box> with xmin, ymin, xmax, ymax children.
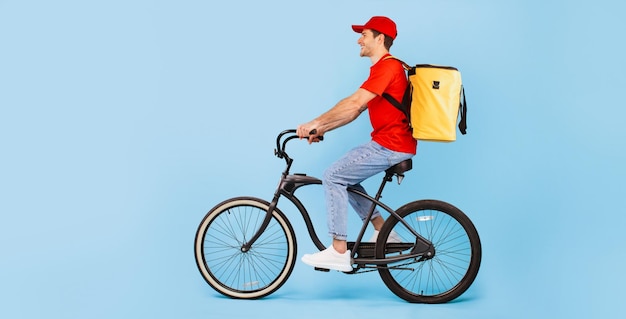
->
<box><xmin>376</xmin><ymin>33</ymin><xmax>385</xmax><ymax>45</ymax></box>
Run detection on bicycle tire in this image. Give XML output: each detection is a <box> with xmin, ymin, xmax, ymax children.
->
<box><xmin>376</xmin><ymin>200</ymin><xmax>481</xmax><ymax>303</ymax></box>
<box><xmin>194</xmin><ymin>197</ymin><xmax>297</xmax><ymax>299</ymax></box>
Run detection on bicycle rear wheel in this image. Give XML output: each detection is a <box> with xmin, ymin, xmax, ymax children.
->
<box><xmin>194</xmin><ymin>197</ymin><xmax>297</xmax><ymax>299</ymax></box>
<box><xmin>376</xmin><ymin>200</ymin><xmax>481</xmax><ymax>303</ymax></box>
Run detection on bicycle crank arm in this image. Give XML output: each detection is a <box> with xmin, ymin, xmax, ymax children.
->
<box><xmin>357</xmin><ymin>264</ymin><xmax>415</xmax><ymax>271</ymax></box>
<box><xmin>354</xmin><ymin>252</ymin><xmax>428</xmax><ymax>266</ymax></box>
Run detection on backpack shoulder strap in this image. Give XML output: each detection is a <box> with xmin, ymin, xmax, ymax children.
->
<box><xmin>381</xmin><ymin>55</ymin><xmax>411</xmax><ymax>119</ymax></box>
<box><xmin>382</xmin><ymin>92</ymin><xmax>408</xmax><ymax>118</ymax></box>
<box><xmin>383</xmin><ymin>55</ymin><xmax>411</xmax><ymax>70</ymax></box>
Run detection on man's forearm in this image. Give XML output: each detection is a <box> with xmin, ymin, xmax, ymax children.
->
<box><xmin>312</xmin><ymin>97</ymin><xmax>366</xmax><ymax>133</ymax></box>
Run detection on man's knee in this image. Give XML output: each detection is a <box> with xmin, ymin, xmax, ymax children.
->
<box><xmin>323</xmin><ymin>166</ymin><xmax>339</xmax><ymax>184</ymax></box>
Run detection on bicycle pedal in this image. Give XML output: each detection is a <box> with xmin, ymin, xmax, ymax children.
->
<box><xmin>314</xmin><ymin>267</ymin><xmax>330</xmax><ymax>272</ymax></box>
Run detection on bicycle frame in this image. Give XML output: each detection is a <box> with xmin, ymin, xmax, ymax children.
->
<box><xmin>241</xmin><ymin>130</ymin><xmax>433</xmax><ymax>267</ymax></box>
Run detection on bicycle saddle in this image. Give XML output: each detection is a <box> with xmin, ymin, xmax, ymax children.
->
<box><xmin>385</xmin><ymin>159</ymin><xmax>412</xmax><ymax>184</ymax></box>
<box><xmin>386</xmin><ymin>159</ymin><xmax>412</xmax><ymax>175</ymax></box>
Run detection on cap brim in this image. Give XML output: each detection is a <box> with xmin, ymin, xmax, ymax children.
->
<box><xmin>351</xmin><ymin>25</ymin><xmax>365</xmax><ymax>33</ymax></box>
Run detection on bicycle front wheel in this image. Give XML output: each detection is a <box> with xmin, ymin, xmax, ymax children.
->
<box><xmin>194</xmin><ymin>197</ymin><xmax>297</xmax><ymax>299</ymax></box>
<box><xmin>376</xmin><ymin>200</ymin><xmax>481</xmax><ymax>303</ymax></box>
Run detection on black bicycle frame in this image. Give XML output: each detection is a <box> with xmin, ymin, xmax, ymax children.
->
<box><xmin>241</xmin><ymin>130</ymin><xmax>433</xmax><ymax>265</ymax></box>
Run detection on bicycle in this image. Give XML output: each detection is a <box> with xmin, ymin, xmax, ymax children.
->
<box><xmin>194</xmin><ymin>129</ymin><xmax>481</xmax><ymax>303</ymax></box>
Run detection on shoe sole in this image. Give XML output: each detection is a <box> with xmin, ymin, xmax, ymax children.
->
<box><xmin>301</xmin><ymin>256</ymin><xmax>353</xmax><ymax>272</ymax></box>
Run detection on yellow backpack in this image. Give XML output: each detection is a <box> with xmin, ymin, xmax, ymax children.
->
<box><xmin>383</xmin><ymin>56</ymin><xmax>467</xmax><ymax>142</ymax></box>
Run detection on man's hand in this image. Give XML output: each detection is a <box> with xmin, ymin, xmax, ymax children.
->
<box><xmin>297</xmin><ymin>123</ymin><xmax>323</xmax><ymax>144</ymax></box>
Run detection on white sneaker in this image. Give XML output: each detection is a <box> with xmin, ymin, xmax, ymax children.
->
<box><xmin>301</xmin><ymin>246</ymin><xmax>352</xmax><ymax>272</ymax></box>
<box><xmin>368</xmin><ymin>230</ymin><xmax>402</xmax><ymax>243</ymax></box>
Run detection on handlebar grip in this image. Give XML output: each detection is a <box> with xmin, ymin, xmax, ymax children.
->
<box><xmin>309</xmin><ymin>129</ymin><xmax>324</xmax><ymax>141</ymax></box>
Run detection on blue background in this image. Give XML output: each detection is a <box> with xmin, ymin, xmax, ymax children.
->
<box><xmin>1</xmin><ymin>0</ymin><xmax>625</xmax><ymax>318</ymax></box>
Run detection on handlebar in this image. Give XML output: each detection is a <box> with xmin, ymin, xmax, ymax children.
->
<box><xmin>274</xmin><ymin>129</ymin><xmax>323</xmax><ymax>164</ymax></box>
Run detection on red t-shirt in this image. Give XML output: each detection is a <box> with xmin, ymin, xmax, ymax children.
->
<box><xmin>360</xmin><ymin>54</ymin><xmax>417</xmax><ymax>154</ymax></box>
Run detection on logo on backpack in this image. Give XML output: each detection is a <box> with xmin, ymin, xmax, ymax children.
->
<box><xmin>432</xmin><ymin>81</ymin><xmax>440</xmax><ymax>90</ymax></box>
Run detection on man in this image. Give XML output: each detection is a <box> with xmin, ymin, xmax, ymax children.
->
<box><xmin>297</xmin><ymin>16</ymin><xmax>417</xmax><ymax>272</ymax></box>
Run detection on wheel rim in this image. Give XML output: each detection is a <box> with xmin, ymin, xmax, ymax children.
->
<box><xmin>380</xmin><ymin>207</ymin><xmax>477</xmax><ymax>300</ymax></box>
<box><xmin>196</xmin><ymin>200</ymin><xmax>295</xmax><ymax>298</ymax></box>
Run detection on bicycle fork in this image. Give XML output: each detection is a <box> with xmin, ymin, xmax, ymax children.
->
<box><xmin>240</xmin><ymin>174</ymin><xmax>286</xmax><ymax>253</ymax></box>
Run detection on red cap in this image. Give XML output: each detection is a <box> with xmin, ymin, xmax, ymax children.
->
<box><xmin>351</xmin><ymin>16</ymin><xmax>397</xmax><ymax>40</ymax></box>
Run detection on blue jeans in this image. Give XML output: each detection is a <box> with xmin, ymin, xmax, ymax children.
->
<box><xmin>323</xmin><ymin>141</ymin><xmax>414</xmax><ymax>241</ymax></box>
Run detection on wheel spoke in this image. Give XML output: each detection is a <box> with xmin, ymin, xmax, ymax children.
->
<box><xmin>376</xmin><ymin>200</ymin><xmax>481</xmax><ymax>303</ymax></box>
<box><xmin>194</xmin><ymin>199</ymin><xmax>296</xmax><ymax>299</ymax></box>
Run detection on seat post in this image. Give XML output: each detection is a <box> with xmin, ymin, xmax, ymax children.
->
<box><xmin>373</xmin><ymin>171</ymin><xmax>394</xmax><ymax>201</ymax></box>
